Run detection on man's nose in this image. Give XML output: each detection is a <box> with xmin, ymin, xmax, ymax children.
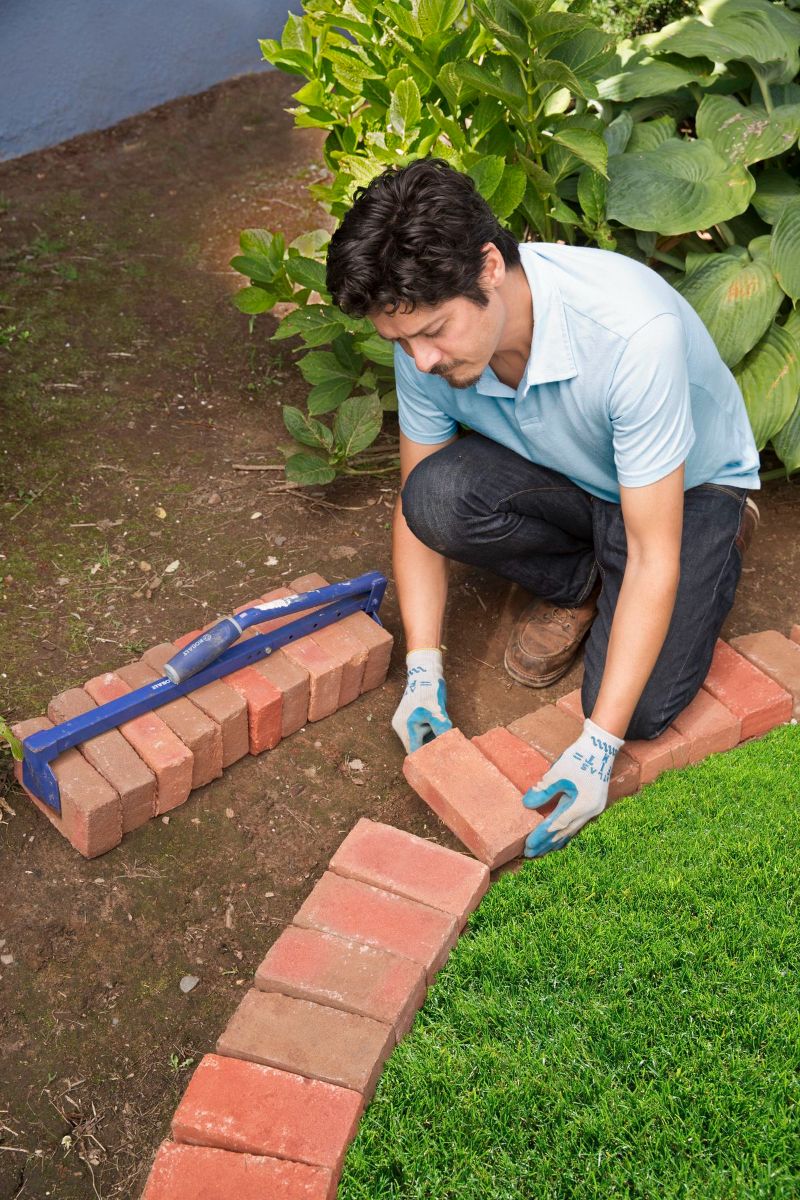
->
<box><xmin>414</xmin><ymin>345</ymin><xmax>442</xmax><ymax>373</ymax></box>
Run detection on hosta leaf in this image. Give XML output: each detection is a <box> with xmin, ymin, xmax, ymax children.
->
<box><xmin>674</xmin><ymin>251</ymin><xmax>783</xmax><ymax>366</ymax></box>
<box><xmin>625</xmin><ymin>115</ymin><xmax>677</xmax><ymax>153</ymax></box>
<box><xmin>606</xmin><ymin>138</ymin><xmax>755</xmax><ymax>235</ymax></box>
<box><xmin>490</xmin><ymin>165</ymin><xmax>528</xmax><ymax>219</ymax></box>
<box><xmin>597</xmin><ymin>52</ymin><xmax>714</xmax><ymax>103</ymax></box>
<box><xmin>283</xmin><ymin>405</ymin><xmax>334</xmax><ymax>450</ymax></box>
<box><xmin>771</xmin><ymin>310</ymin><xmax>800</xmax><ymax>473</ymax></box>
<box><xmin>770</xmin><ymin>196</ymin><xmax>800</xmax><ymax>302</ymax></box>
<box><xmin>233</xmin><ymin>286</ymin><xmax>274</xmax><ymax>314</ymax></box>
<box><xmin>468</xmin><ymin>155</ymin><xmax>506</xmax><ymax>200</ymax></box>
<box><xmin>271</xmin><ymin>305</ymin><xmax>347</xmax><ymax>346</ymax></box>
<box><xmin>751</xmin><ymin>169</ymin><xmax>800</xmax><ymax>225</ymax></box>
<box><xmin>389</xmin><ymin>77</ymin><xmax>422</xmax><ymax>137</ymax></box>
<box><xmin>734</xmin><ymin>319</ymin><xmax>800</xmax><ymax>449</ymax></box>
<box><xmin>640</xmin><ymin>2</ymin><xmax>800</xmax><ymax>82</ymax></box>
<box><xmin>696</xmin><ymin>95</ymin><xmax>800</xmax><ymax>165</ymax></box>
<box><xmin>333</xmin><ymin>393</ymin><xmax>383</xmax><ymax>457</ymax></box>
<box><xmin>603</xmin><ymin>111</ymin><xmax>634</xmax><ymax>157</ymax></box>
<box><xmin>285</xmin><ymin>453</ymin><xmax>337</xmax><ymax>486</ymax></box>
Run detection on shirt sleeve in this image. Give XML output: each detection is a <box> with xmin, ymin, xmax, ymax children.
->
<box><xmin>607</xmin><ymin>313</ymin><xmax>696</xmax><ymax>488</ymax></box>
<box><xmin>394</xmin><ymin>343</ymin><xmax>458</xmax><ymax>444</ymax></box>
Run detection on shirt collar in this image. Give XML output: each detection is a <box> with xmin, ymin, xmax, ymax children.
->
<box><xmin>474</xmin><ymin>243</ymin><xmax>578</xmax><ymax>397</ymax></box>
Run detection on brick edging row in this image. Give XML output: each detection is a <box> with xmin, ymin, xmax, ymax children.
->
<box><xmin>138</xmin><ymin>625</ymin><xmax>798</xmax><ymax>1198</ymax></box>
<box><xmin>12</xmin><ymin>572</ymin><xmax>393</xmax><ymax>858</ymax></box>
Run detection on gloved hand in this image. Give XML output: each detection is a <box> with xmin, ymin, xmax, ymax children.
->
<box><xmin>522</xmin><ymin>717</ymin><xmax>624</xmax><ymax>857</ymax></box>
<box><xmin>391</xmin><ymin>648</ymin><xmax>453</xmax><ymax>754</ymax></box>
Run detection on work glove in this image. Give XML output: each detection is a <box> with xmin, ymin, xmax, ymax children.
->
<box><xmin>522</xmin><ymin>717</ymin><xmax>624</xmax><ymax>857</ymax></box>
<box><xmin>391</xmin><ymin>648</ymin><xmax>453</xmax><ymax>754</ymax></box>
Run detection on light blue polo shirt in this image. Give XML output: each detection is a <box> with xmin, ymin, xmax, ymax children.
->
<box><xmin>395</xmin><ymin>241</ymin><xmax>761</xmax><ymax>503</ymax></box>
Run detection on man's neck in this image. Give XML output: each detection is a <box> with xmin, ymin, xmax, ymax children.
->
<box><xmin>488</xmin><ymin>263</ymin><xmax>534</xmax><ymax>388</ymax></box>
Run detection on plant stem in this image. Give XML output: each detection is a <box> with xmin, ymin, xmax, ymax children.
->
<box><xmin>754</xmin><ymin>71</ymin><xmax>773</xmax><ymax>114</ymax></box>
<box><xmin>650</xmin><ymin>249</ymin><xmax>686</xmax><ymax>270</ymax></box>
<box><xmin>715</xmin><ymin>221</ymin><xmax>736</xmax><ymax>247</ymax></box>
<box><xmin>759</xmin><ymin>467</ymin><xmax>794</xmax><ymax>482</ymax></box>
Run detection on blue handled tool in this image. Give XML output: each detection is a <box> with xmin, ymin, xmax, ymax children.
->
<box><xmin>21</xmin><ymin>571</ymin><xmax>388</xmax><ymax>814</ymax></box>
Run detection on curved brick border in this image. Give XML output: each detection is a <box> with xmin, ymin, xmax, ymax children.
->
<box><xmin>135</xmin><ymin>627</ymin><xmax>798</xmax><ymax>1198</ymax></box>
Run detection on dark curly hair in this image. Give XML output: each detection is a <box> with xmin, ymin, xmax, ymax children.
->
<box><xmin>325</xmin><ymin>156</ymin><xmax>521</xmax><ymax>319</ymax></box>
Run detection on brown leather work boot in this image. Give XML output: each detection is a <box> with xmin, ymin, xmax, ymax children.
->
<box><xmin>504</xmin><ymin>582</ymin><xmax>601</xmax><ymax>688</ymax></box>
<box><xmin>735</xmin><ymin>496</ymin><xmax>760</xmax><ymax>557</ymax></box>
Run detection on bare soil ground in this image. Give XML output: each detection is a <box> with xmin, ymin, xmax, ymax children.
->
<box><xmin>1</xmin><ymin>69</ymin><xmax>798</xmax><ymax>1200</ymax></box>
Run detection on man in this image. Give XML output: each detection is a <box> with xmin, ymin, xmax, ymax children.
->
<box><xmin>325</xmin><ymin>157</ymin><xmax>761</xmax><ymax>857</ymax></box>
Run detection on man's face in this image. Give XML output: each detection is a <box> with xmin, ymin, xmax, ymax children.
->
<box><xmin>370</xmin><ymin>293</ymin><xmax>501</xmax><ymax>391</ymax></box>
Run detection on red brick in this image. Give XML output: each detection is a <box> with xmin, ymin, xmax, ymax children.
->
<box><xmin>172</xmin><ymin>1053</ymin><xmax>362</xmax><ymax>1174</ymax></box>
<box><xmin>12</xmin><ymin>717</ymin><xmax>122</xmax><ymax>858</ymax></box>
<box><xmin>556</xmin><ymin>689</ymin><xmax>584</xmax><ymax>722</ymax></box>
<box><xmin>730</xmin><ymin>630</ymin><xmax>800</xmax><ymax>721</ymax></box>
<box><xmin>329</xmin><ymin>817</ymin><xmax>489</xmax><ymax>926</ymax></box>
<box><xmin>791</xmin><ymin>624</ymin><xmax>800</xmax><ymax>646</ymax></box>
<box><xmin>116</xmin><ymin>660</ymin><xmax>223</xmax><ymax>789</ymax></box>
<box><xmin>621</xmin><ymin>726</ymin><xmax>691</xmax><ymax>785</ymax></box>
<box><xmin>216</xmin><ymin>988</ymin><xmax>393</xmax><ymax>1099</ymax></box>
<box><xmin>225</xmin><ymin>665</ymin><xmax>282</xmax><ymax>754</ymax></box>
<box><xmin>285</xmin><ymin>580</ymin><xmax>367</xmax><ymax>706</ymax></box>
<box><xmin>292</xmin><ymin>573</ymin><xmax>393</xmax><ymax>693</ymax></box>
<box><xmin>295</xmin><ymin>870</ymin><xmax>458</xmax><ymax>981</ymax></box>
<box><xmin>254</xmin><ymin>925</ymin><xmax>426</xmax><ymax>1040</ymax></box>
<box><xmin>472</xmin><ymin>727</ymin><xmax>550</xmax><ymax>794</ymax></box>
<box><xmin>144</xmin><ymin>642</ymin><xmax>249</xmax><ymax>768</ymax></box>
<box><xmin>282</xmin><ymin>638</ymin><xmax>342</xmax><ymax>721</ymax></box>
<box><xmin>509</xmin><ymin>705</ymin><xmax>640</xmax><ymax>802</ymax></box>
<box><xmin>702</xmin><ymin>639</ymin><xmax>792</xmax><ymax>740</ymax></box>
<box><xmin>141</xmin><ymin>1140</ymin><xmax>334</xmax><ymax>1200</ymax></box>
<box><xmin>240</xmin><ymin>587</ymin><xmax>298</xmax><ymax>633</ymax></box>
<box><xmin>254</xmin><ymin>650</ymin><xmax>309</xmax><ymax>737</ymax></box>
<box><xmin>84</xmin><ymin>672</ymin><xmax>193</xmax><ymax>813</ymax></box>
<box><xmin>670</xmin><ymin>689</ymin><xmax>741</xmax><ymax>763</ymax></box>
<box><xmin>403</xmin><ymin>727</ymin><xmax>534</xmax><ymax>868</ymax></box>
<box><xmin>509</xmin><ymin>704</ymin><xmax>583</xmax><ymax>760</ymax></box>
<box><xmin>47</xmin><ymin>687</ymin><xmax>155</xmax><ymax>832</ymax></box>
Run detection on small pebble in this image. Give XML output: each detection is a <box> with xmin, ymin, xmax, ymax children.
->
<box><xmin>1</xmin><ymin>954</ymin><xmax>14</xmax><ymax>966</ymax></box>
<box><xmin>179</xmin><ymin>975</ymin><xmax>200</xmax><ymax>993</ymax></box>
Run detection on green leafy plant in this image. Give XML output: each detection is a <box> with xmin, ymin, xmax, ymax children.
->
<box><xmin>0</xmin><ymin>718</ymin><xmax>23</xmax><ymax>762</ymax></box>
<box><xmin>233</xmin><ymin>0</ymin><xmax>621</xmax><ymax>484</ymax></box>
<box><xmin>235</xmin><ymin>0</ymin><xmax>800</xmax><ymax>482</ymax></box>
<box><xmin>597</xmin><ymin>0</ymin><xmax>800</xmax><ymax>475</ymax></box>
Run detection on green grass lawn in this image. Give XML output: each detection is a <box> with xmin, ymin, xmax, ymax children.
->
<box><xmin>340</xmin><ymin>725</ymin><xmax>800</xmax><ymax>1199</ymax></box>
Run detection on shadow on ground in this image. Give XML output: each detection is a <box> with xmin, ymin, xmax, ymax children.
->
<box><xmin>1</xmin><ymin>69</ymin><xmax>798</xmax><ymax>1199</ymax></box>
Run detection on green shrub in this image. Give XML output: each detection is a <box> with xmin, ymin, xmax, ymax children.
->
<box><xmin>234</xmin><ymin>0</ymin><xmax>800</xmax><ymax>483</ymax></box>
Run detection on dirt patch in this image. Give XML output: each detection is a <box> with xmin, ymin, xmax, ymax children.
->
<box><xmin>1</xmin><ymin>69</ymin><xmax>799</xmax><ymax>1199</ymax></box>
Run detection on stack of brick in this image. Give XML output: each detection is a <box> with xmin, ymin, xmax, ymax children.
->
<box><xmin>11</xmin><ymin>574</ymin><xmax>393</xmax><ymax>858</ymax></box>
<box><xmin>139</xmin><ymin>819</ymin><xmax>489</xmax><ymax>1199</ymax></box>
<box><xmin>404</xmin><ymin>633</ymin><xmax>798</xmax><ymax>869</ymax></box>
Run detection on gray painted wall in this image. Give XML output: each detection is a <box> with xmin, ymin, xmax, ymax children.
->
<box><xmin>0</xmin><ymin>0</ymin><xmax>302</xmax><ymax>161</ymax></box>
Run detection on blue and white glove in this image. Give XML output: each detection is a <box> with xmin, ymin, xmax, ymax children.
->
<box><xmin>522</xmin><ymin>717</ymin><xmax>624</xmax><ymax>857</ymax></box>
<box><xmin>391</xmin><ymin>648</ymin><xmax>453</xmax><ymax>754</ymax></box>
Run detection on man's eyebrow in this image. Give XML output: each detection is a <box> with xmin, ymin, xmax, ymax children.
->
<box><xmin>379</xmin><ymin>319</ymin><xmax>443</xmax><ymax>342</ymax></box>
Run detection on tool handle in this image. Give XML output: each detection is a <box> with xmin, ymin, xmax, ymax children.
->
<box><xmin>163</xmin><ymin>617</ymin><xmax>243</xmax><ymax>683</ymax></box>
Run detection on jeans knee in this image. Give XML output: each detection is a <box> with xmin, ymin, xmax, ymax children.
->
<box><xmin>401</xmin><ymin>457</ymin><xmax>443</xmax><ymax>549</ymax></box>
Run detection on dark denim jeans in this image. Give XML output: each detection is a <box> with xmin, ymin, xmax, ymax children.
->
<box><xmin>401</xmin><ymin>433</ymin><xmax>749</xmax><ymax>740</ymax></box>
